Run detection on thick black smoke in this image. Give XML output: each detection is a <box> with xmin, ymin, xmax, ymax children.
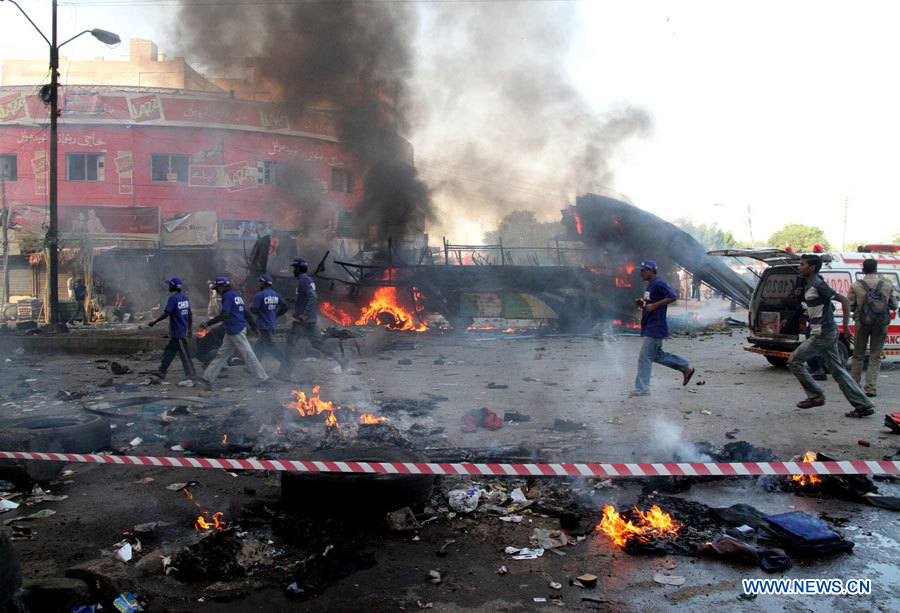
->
<box><xmin>172</xmin><ymin>0</ymin><xmax>433</xmax><ymax>240</ymax></box>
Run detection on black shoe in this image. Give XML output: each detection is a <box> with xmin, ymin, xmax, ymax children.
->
<box><xmin>811</xmin><ymin>372</ymin><xmax>827</xmax><ymax>381</ymax></box>
<box><xmin>865</xmin><ymin>391</ymin><xmax>877</xmax><ymax>398</ymax></box>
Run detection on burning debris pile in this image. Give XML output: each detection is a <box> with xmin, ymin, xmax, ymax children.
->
<box><xmin>321</xmin><ymin>286</ymin><xmax>426</xmax><ymax>332</ymax></box>
<box><xmin>565</xmin><ymin>194</ymin><xmax>754</xmax><ymax>307</ymax></box>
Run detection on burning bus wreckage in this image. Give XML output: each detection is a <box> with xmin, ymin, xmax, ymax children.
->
<box><xmin>0</xmin><ymin>194</ymin><xmax>898</xmax><ymax>611</ymax></box>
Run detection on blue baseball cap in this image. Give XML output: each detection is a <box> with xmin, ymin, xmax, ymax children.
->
<box><xmin>213</xmin><ymin>276</ymin><xmax>230</xmax><ymax>286</ymax></box>
<box><xmin>258</xmin><ymin>274</ymin><xmax>273</xmax><ymax>285</ymax></box>
<box><xmin>164</xmin><ymin>278</ymin><xmax>182</xmax><ymax>288</ymax></box>
<box><xmin>292</xmin><ymin>258</ymin><xmax>307</xmax><ymax>267</ymax></box>
<box><xmin>639</xmin><ymin>260</ymin><xmax>658</xmax><ymax>271</ymax></box>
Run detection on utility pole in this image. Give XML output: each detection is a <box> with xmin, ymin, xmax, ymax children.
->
<box><xmin>1</xmin><ymin>0</ymin><xmax>119</xmax><ymax>331</ymax></box>
<box><xmin>1</xmin><ymin>168</ymin><xmax>8</xmax><ymax>320</ymax></box>
<box><xmin>746</xmin><ymin>204</ymin><xmax>755</xmax><ymax>247</ymax></box>
<box><xmin>841</xmin><ymin>196</ymin><xmax>849</xmax><ymax>252</ymax></box>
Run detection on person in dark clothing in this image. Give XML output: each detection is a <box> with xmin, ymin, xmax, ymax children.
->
<box><xmin>68</xmin><ymin>278</ymin><xmax>89</xmax><ymax>324</ymax></box>
<box><xmin>786</xmin><ymin>254</ymin><xmax>873</xmax><ymax>417</ymax></box>
<box><xmin>250</xmin><ymin>274</ymin><xmax>287</xmax><ymax>363</ymax></box>
<box><xmin>148</xmin><ymin>278</ymin><xmax>196</xmax><ymax>379</ymax></box>
<box><xmin>630</xmin><ymin>260</ymin><xmax>695</xmax><ymax>396</ymax></box>
<box><xmin>199</xmin><ymin>277</ymin><xmax>268</xmax><ymax>388</ymax></box>
<box><xmin>277</xmin><ymin>258</ymin><xmax>345</xmax><ymax>381</ymax></box>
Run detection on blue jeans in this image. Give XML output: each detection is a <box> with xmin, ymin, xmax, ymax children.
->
<box><xmin>634</xmin><ymin>336</ymin><xmax>690</xmax><ymax>393</ymax></box>
<box><xmin>787</xmin><ymin>330</ymin><xmax>872</xmax><ymax>408</ymax></box>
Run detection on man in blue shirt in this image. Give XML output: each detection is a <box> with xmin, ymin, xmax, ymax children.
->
<box><xmin>198</xmin><ymin>277</ymin><xmax>268</xmax><ymax>388</ymax></box>
<box><xmin>148</xmin><ymin>278</ymin><xmax>196</xmax><ymax>380</ymax></box>
<box><xmin>631</xmin><ymin>260</ymin><xmax>695</xmax><ymax>396</ymax></box>
<box><xmin>276</xmin><ymin>257</ymin><xmax>345</xmax><ymax>381</ymax></box>
<box><xmin>250</xmin><ymin>274</ymin><xmax>287</xmax><ymax>363</ymax></box>
<box><xmin>786</xmin><ymin>254</ymin><xmax>873</xmax><ymax>417</ymax></box>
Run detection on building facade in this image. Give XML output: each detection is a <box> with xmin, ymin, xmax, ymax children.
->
<box><xmin>0</xmin><ymin>40</ymin><xmax>413</xmax><ymax>313</ymax></box>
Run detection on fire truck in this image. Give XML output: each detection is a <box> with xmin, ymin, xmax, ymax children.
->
<box><xmin>709</xmin><ymin>246</ymin><xmax>900</xmax><ymax>366</ymax></box>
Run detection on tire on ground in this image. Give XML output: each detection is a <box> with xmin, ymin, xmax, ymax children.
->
<box><xmin>282</xmin><ymin>446</ymin><xmax>435</xmax><ymax>516</ymax></box>
<box><xmin>0</xmin><ymin>414</ymin><xmax>111</xmax><ymax>454</ymax></box>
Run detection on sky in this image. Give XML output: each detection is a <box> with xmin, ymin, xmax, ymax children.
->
<box><xmin>2</xmin><ymin>0</ymin><xmax>899</xmax><ymax>248</ymax></box>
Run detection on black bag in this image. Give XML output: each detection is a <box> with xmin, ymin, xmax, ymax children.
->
<box><xmin>859</xmin><ymin>280</ymin><xmax>890</xmax><ymax>327</ymax></box>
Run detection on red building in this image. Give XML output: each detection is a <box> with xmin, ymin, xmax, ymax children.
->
<box><xmin>0</xmin><ymin>84</ymin><xmax>413</xmax><ymax>313</ymax></box>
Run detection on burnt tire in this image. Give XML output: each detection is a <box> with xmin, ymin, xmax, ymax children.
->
<box><xmin>282</xmin><ymin>446</ymin><xmax>435</xmax><ymax>516</ymax></box>
<box><xmin>765</xmin><ymin>355</ymin><xmax>789</xmax><ymax>367</ymax></box>
<box><xmin>0</xmin><ymin>414</ymin><xmax>111</xmax><ymax>454</ymax></box>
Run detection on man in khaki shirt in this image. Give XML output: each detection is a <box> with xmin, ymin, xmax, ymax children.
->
<box><xmin>847</xmin><ymin>258</ymin><xmax>899</xmax><ymax>397</ymax></box>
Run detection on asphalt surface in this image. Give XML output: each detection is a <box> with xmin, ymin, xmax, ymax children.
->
<box><xmin>0</xmin><ymin>308</ymin><xmax>898</xmax><ymax>611</ymax></box>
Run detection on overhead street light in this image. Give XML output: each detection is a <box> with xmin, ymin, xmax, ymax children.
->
<box><xmin>1</xmin><ymin>0</ymin><xmax>120</xmax><ymax>332</ymax></box>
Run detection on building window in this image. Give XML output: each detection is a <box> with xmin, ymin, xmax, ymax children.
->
<box><xmin>151</xmin><ymin>154</ymin><xmax>188</xmax><ymax>182</ymax></box>
<box><xmin>66</xmin><ymin>153</ymin><xmax>104</xmax><ymax>181</ymax></box>
<box><xmin>331</xmin><ymin>168</ymin><xmax>352</xmax><ymax>193</ymax></box>
<box><xmin>257</xmin><ymin>160</ymin><xmax>277</xmax><ymax>185</ymax></box>
<box><xmin>0</xmin><ymin>155</ymin><xmax>16</xmax><ymax>181</ymax></box>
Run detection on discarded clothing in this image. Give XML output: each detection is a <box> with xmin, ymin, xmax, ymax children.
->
<box><xmin>700</xmin><ymin>536</ymin><xmax>791</xmax><ymax>573</ymax></box>
<box><xmin>710</xmin><ymin>503</ymin><xmax>768</xmax><ymax>529</ymax></box>
<box><xmin>761</xmin><ymin>511</ymin><xmax>854</xmax><ymax>555</ymax></box>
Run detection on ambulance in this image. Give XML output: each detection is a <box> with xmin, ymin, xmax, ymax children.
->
<box><xmin>709</xmin><ymin>246</ymin><xmax>900</xmax><ymax>366</ymax></box>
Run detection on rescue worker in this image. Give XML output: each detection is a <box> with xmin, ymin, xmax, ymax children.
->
<box><xmin>848</xmin><ymin>258</ymin><xmax>898</xmax><ymax>398</ymax></box>
<box><xmin>68</xmin><ymin>278</ymin><xmax>88</xmax><ymax>325</ymax></box>
<box><xmin>786</xmin><ymin>254</ymin><xmax>874</xmax><ymax>417</ymax></box>
<box><xmin>630</xmin><ymin>260</ymin><xmax>695</xmax><ymax>396</ymax></box>
<box><xmin>147</xmin><ymin>278</ymin><xmax>196</xmax><ymax>380</ymax></box>
<box><xmin>276</xmin><ymin>258</ymin><xmax>345</xmax><ymax>381</ymax></box>
<box><xmin>198</xmin><ymin>277</ymin><xmax>268</xmax><ymax>388</ymax></box>
<box><xmin>250</xmin><ymin>274</ymin><xmax>287</xmax><ymax>363</ymax></box>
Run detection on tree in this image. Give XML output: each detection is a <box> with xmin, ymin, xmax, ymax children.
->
<box><xmin>767</xmin><ymin>224</ymin><xmax>831</xmax><ymax>252</ymax></box>
<box><xmin>892</xmin><ymin>230</ymin><xmax>900</xmax><ymax>244</ymax></box>
<box><xmin>482</xmin><ymin>210</ymin><xmax>564</xmax><ymax>247</ymax></box>
<box><xmin>673</xmin><ymin>219</ymin><xmax>740</xmax><ymax>250</ymax></box>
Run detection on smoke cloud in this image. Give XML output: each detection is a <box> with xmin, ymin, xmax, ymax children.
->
<box><xmin>171</xmin><ymin>0</ymin><xmax>433</xmax><ymax>240</ymax></box>
<box><xmin>172</xmin><ymin>2</ymin><xmax>650</xmax><ymax>243</ymax></box>
<box><xmin>408</xmin><ymin>3</ymin><xmax>653</xmax><ymax>238</ymax></box>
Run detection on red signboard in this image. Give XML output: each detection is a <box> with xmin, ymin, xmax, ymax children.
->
<box><xmin>224</xmin><ymin>161</ymin><xmax>255</xmax><ymax>192</ymax></box>
<box><xmin>130</xmin><ymin>95</ymin><xmax>162</xmax><ymax>122</ymax></box>
<box><xmin>162</xmin><ymin>98</ymin><xmax>262</xmax><ymax>127</ymax></box>
<box><xmin>0</xmin><ymin>93</ymin><xmax>27</xmax><ymax>122</ymax></box>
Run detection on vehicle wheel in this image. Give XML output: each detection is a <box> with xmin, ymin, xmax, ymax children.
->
<box><xmin>765</xmin><ymin>355</ymin><xmax>789</xmax><ymax>367</ymax></box>
<box><xmin>0</xmin><ymin>414</ymin><xmax>111</xmax><ymax>454</ymax></box>
<box><xmin>282</xmin><ymin>446</ymin><xmax>435</xmax><ymax>516</ymax></box>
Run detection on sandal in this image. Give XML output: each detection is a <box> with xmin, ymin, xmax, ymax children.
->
<box><xmin>797</xmin><ymin>395</ymin><xmax>825</xmax><ymax>409</ymax></box>
<box><xmin>682</xmin><ymin>367</ymin><xmax>695</xmax><ymax>386</ymax></box>
<box><xmin>845</xmin><ymin>407</ymin><xmax>874</xmax><ymax>418</ymax></box>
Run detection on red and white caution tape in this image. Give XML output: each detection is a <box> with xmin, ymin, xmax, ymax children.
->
<box><xmin>2</xmin><ymin>451</ymin><xmax>899</xmax><ymax>477</ymax></box>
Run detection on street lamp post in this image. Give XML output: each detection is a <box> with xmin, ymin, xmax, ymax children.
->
<box><xmin>2</xmin><ymin>0</ymin><xmax>119</xmax><ymax>331</ymax></box>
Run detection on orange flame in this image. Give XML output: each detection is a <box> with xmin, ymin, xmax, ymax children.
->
<box><xmin>791</xmin><ymin>451</ymin><xmax>822</xmax><ymax>486</ymax></box>
<box><xmin>184</xmin><ymin>488</ymin><xmax>226</xmax><ymax>531</ymax></box>
<box><xmin>196</xmin><ymin>328</ymin><xmax>209</xmax><ymax>338</ymax></box>
<box><xmin>567</xmin><ymin>208</ymin><xmax>583</xmax><ymax>234</ymax></box>
<box><xmin>321</xmin><ymin>287</ymin><xmax>427</xmax><ymax>332</ymax></box>
<box><xmin>359</xmin><ymin>413</ymin><xmax>388</xmax><ymax>424</ymax></box>
<box><xmin>285</xmin><ymin>385</ymin><xmax>339</xmax><ymax>427</ymax></box>
<box><xmin>222</xmin><ymin>434</ymin><xmax>227</xmax><ymax>444</ymax></box>
<box><xmin>356</xmin><ymin>287</ymin><xmax>427</xmax><ymax>331</ymax></box>
<box><xmin>195</xmin><ymin>511</ymin><xmax>226</xmax><ymax>532</ymax></box>
<box><xmin>596</xmin><ymin>505</ymin><xmax>681</xmax><ymax>547</ymax></box>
